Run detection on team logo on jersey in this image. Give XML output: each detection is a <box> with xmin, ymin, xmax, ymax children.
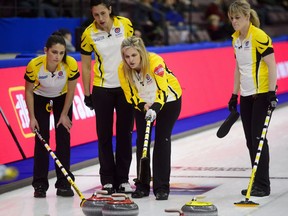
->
<box><xmin>57</xmin><ymin>71</ymin><xmax>65</xmax><ymax>79</ymax></box>
<box><xmin>114</xmin><ymin>28</ymin><xmax>120</xmax><ymax>34</ymax></box>
<box><xmin>154</xmin><ymin>65</ymin><xmax>164</xmax><ymax>77</ymax></box>
<box><xmin>114</xmin><ymin>28</ymin><xmax>123</xmax><ymax>37</ymax></box>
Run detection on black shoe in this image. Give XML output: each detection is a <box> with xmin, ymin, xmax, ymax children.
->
<box><xmin>34</xmin><ymin>186</ymin><xmax>46</xmax><ymax>198</ymax></box>
<box><xmin>155</xmin><ymin>190</ymin><xmax>169</xmax><ymax>200</ymax></box>
<box><xmin>131</xmin><ymin>189</ymin><xmax>149</xmax><ymax>198</ymax></box>
<box><xmin>241</xmin><ymin>186</ymin><xmax>270</xmax><ymax>197</ymax></box>
<box><xmin>102</xmin><ymin>183</ymin><xmax>115</xmax><ymax>195</ymax></box>
<box><xmin>56</xmin><ymin>187</ymin><xmax>74</xmax><ymax>197</ymax></box>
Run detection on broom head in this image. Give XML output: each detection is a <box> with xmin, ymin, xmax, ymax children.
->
<box><xmin>139</xmin><ymin>157</ymin><xmax>150</xmax><ymax>184</ymax></box>
<box><xmin>234</xmin><ymin>199</ymin><xmax>259</xmax><ymax>207</ymax></box>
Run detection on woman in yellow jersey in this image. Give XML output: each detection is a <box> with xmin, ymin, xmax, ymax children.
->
<box><xmin>227</xmin><ymin>0</ymin><xmax>277</xmax><ymax>197</ymax></box>
<box><xmin>24</xmin><ymin>32</ymin><xmax>80</xmax><ymax>198</ymax></box>
<box><xmin>80</xmin><ymin>0</ymin><xmax>134</xmax><ymax>194</ymax></box>
<box><xmin>118</xmin><ymin>36</ymin><xmax>182</xmax><ymax>200</ymax></box>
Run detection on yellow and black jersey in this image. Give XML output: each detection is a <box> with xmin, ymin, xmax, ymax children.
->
<box><xmin>81</xmin><ymin>16</ymin><xmax>134</xmax><ymax>88</ymax></box>
<box><xmin>232</xmin><ymin>24</ymin><xmax>274</xmax><ymax>96</ymax></box>
<box><xmin>118</xmin><ymin>53</ymin><xmax>182</xmax><ymax>112</ymax></box>
<box><xmin>24</xmin><ymin>55</ymin><xmax>80</xmax><ymax>98</ymax></box>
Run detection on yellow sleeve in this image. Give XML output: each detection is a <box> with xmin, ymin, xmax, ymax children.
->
<box><xmin>254</xmin><ymin>29</ymin><xmax>274</xmax><ymax>56</ymax></box>
<box><xmin>80</xmin><ymin>25</ymin><xmax>94</xmax><ymax>54</ymax></box>
<box><xmin>150</xmin><ymin>54</ymin><xmax>168</xmax><ymax>108</ymax></box>
<box><xmin>24</xmin><ymin>58</ymin><xmax>37</xmax><ymax>82</ymax></box>
<box><xmin>125</xmin><ymin>18</ymin><xmax>134</xmax><ymax>37</ymax></box>
<box><xmin>66</xmin><ymin>56</ymin><xmax>80</xmax><ymax>80</ymax></box>
<box><xmin>118</xmin><ymin>16</ymin><xmax>134</xmax><ymax>37</ymax></box>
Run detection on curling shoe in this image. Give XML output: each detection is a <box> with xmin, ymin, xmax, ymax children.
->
<box><xmin>131</xmin><ymin>189</ymin><xmax>149</xmax><ymax>198</ymax></box>
<box><xmin>241</xmin><ymin>186</ymin><xmax>270</xmax><ymax>197</ymax></box>
<box><xmin>155</xmin><ymin>190</ymin><xmax>169</xmax><ymax>200</ymax></box>
<box><xmin>118</xmin><ymin>182</ymin><xmax>133</xmax><ymax>193</ymax></box>
<box><xmin>56</xmin><ymin>186</ymin><xmax>74</xmax><ymax>197</ymax></box>
<box><xmin>102</xmin><ymin>183</ymin><xmax>115</xmax><ymax>195</ymax></box>
<box><xmin>34</xmin><ymin>186</ymin><xmax>46</xmax><ymax>198</ymax></box>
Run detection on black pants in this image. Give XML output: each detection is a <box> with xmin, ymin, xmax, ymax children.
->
<box><xmin>91</xmin><ymin>86</ymin><xmax>134</xmax><ymax>188</ymax></box>
<box><xmin>32</xmin><ymin>94</ymin><xmax>74</xmax><ymax>190</ymax></box>
<box><xmin>135</xmin><ymin>97</ymin><xmax>182</xmax><ymax>195</ymax></box>
<box><xmin>240</xmin><ymin>93</ymin><xmax>270</xmax><ymax>193</ymax></box>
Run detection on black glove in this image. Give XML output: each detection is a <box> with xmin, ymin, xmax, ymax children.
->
<box><xmin>84</xmin><ymin>95</ymin><xmax>94</xmax><ymax>110</ymax></box>
<box><xmin>267</xmin><ymin>91</ymin><xmax>278</xmax><ymax>110</ymax></box>
<box><xmin>228</xmin><ymin>94</ymin><xmax>238</xmax><ymax>112</ymax></box>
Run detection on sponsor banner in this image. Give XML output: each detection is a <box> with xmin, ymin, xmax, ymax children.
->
<box><xmin>1</xmin><ymin>42</ymin><xmax>288</xmax><ymax>164</ymax></box>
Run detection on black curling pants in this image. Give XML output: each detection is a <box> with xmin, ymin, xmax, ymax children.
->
<box><xmin>92</xmin><ymin>86</ymin><xmax>134</xmax><ymax>188</ymax></box>
<box><xmin>32</xmin><ymin>93</ymin><xmax>74</xmax><ymax>190</ymax></box>
<box><xmin>240</xmin><ymin>93</ymin><xmax>270</xmax><ymax>193</ymax></box>
<box><xmin>134</xmin><ymin>97</ymin><xmax>181</xmax><ymax>195</ymax></box>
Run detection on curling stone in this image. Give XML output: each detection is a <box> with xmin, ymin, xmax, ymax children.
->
<box><xmin>181</xmin><ymin>197</ymin><xmax>218</xmax><ymax>216</ymax></box>
<box><xmin>102</xmin><ymin>193</ymin><xmax>139</xmax><ymax>216</ymax></box>
<box><xmin>0</xmin><ymin>165</ymin><xmax>18</xmax><ymax>181</ymax></box>
<box><xmin>82</xmin><ymin>190</ymin><xmax>114</xmax><ymax>216</ymax></box>
<box><xmin>165</xmin><ymin>197</ymin><xmax>217</xmax><ymax>216</ymax></box>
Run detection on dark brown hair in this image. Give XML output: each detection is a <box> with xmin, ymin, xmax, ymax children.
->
<box><xmin>46</xmin><ymin>31</ymin><xmax>67</xmax><ymax>63</ymax></box>
<box><xmin>90</xmin><ymin>0</ymin><xmax>114</xmax><ymax>17</ymax></box>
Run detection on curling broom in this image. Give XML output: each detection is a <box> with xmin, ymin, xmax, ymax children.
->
<box><xmin>234</xmin><ymin>107</ymin><xmax>273</xmax><ymax>207</ymax></box>
<box><xmin>34</xmin><ymin>128</ymin><xmax>108</xmax><ymax>216</ymax></box>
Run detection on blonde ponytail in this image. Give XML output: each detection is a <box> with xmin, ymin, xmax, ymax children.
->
<box><xmin>250</xmin><ymin>9</ymin><xmax>260</xmax><ymax>28</ymax></box>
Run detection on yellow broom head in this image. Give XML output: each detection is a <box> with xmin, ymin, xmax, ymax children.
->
<box><xmin>234</xmin><ymin>200</ymin><xmax>259</xmax><ymax>207</ymax></box>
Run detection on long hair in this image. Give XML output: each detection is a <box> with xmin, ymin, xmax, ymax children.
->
<box><xmin>121</xmin><ymin>36</ymin><xmax>150</xmax><ymax>86</ymax></box>
<box><xmin>90</xmin><ymin>0</ymin><xmax>115</xmax><ymax>17</ymax></box>
<box><xmin>228</xmin><ymin>0</ymin><xmax>260</xmax><ymax>28</ymax></box>
<box><xmin>46</xmin><ymin>31</ymin><xmax>67</xmax><ymax>63</ymax></box>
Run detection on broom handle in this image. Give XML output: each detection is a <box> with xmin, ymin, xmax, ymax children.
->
<box><xmin>34</xmin><ymin>129</ymin><xmax>86</xmax><ymax>205</ymax></box>
<box><xmin>245</xmin><ymin>108</ymin><xmax>272</xmax><ymax>201</ymax></box>
<box><xmin>0</xmin><ymin>106</ymin><xmax>27</xmax><ymax>159</ymax></box>
<box><xmin>141</xmin><ymin>120</ymin><xmax>151</xmax><ymax>158</ymax></box>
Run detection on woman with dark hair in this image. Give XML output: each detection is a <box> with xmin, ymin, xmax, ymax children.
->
<box><xmin>25</xmin><ymin>32</ymin><xmax>80</xmax><ymax>198</ymax></box>
<box><xmin>80</xmin><ymin>0</ymin><xmax>135</xmax><ymax>194</ymax></box>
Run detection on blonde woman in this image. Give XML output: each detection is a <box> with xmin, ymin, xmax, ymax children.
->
<box><xmin>118</xmin><ymin>36</ymin><xmax>182</xmax><ymax>200</ymax></box>
<box><xmin>227</xmin><ymin>0</ymin><xmax>277</xmax><ymax>197</ymax></box>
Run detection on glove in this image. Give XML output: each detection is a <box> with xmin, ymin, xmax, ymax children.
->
<box><xmin>84</xmin><ymin>95</ymin><xmax>94</xmax><ymax>110</ymax></box>
<box><xmin>267</xmin><ymin>91</ymin><xmax>278</xmax><ymax>110</ymax></box>
<box><xmin>145</xmin><ymin>109</ymin><xmax>156</xmax><ymax>121</ymax></box>
<box><xmin>228</xmin><ymin>94</ymin><xmax>238</xmax><ymax>112</ymax></box>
